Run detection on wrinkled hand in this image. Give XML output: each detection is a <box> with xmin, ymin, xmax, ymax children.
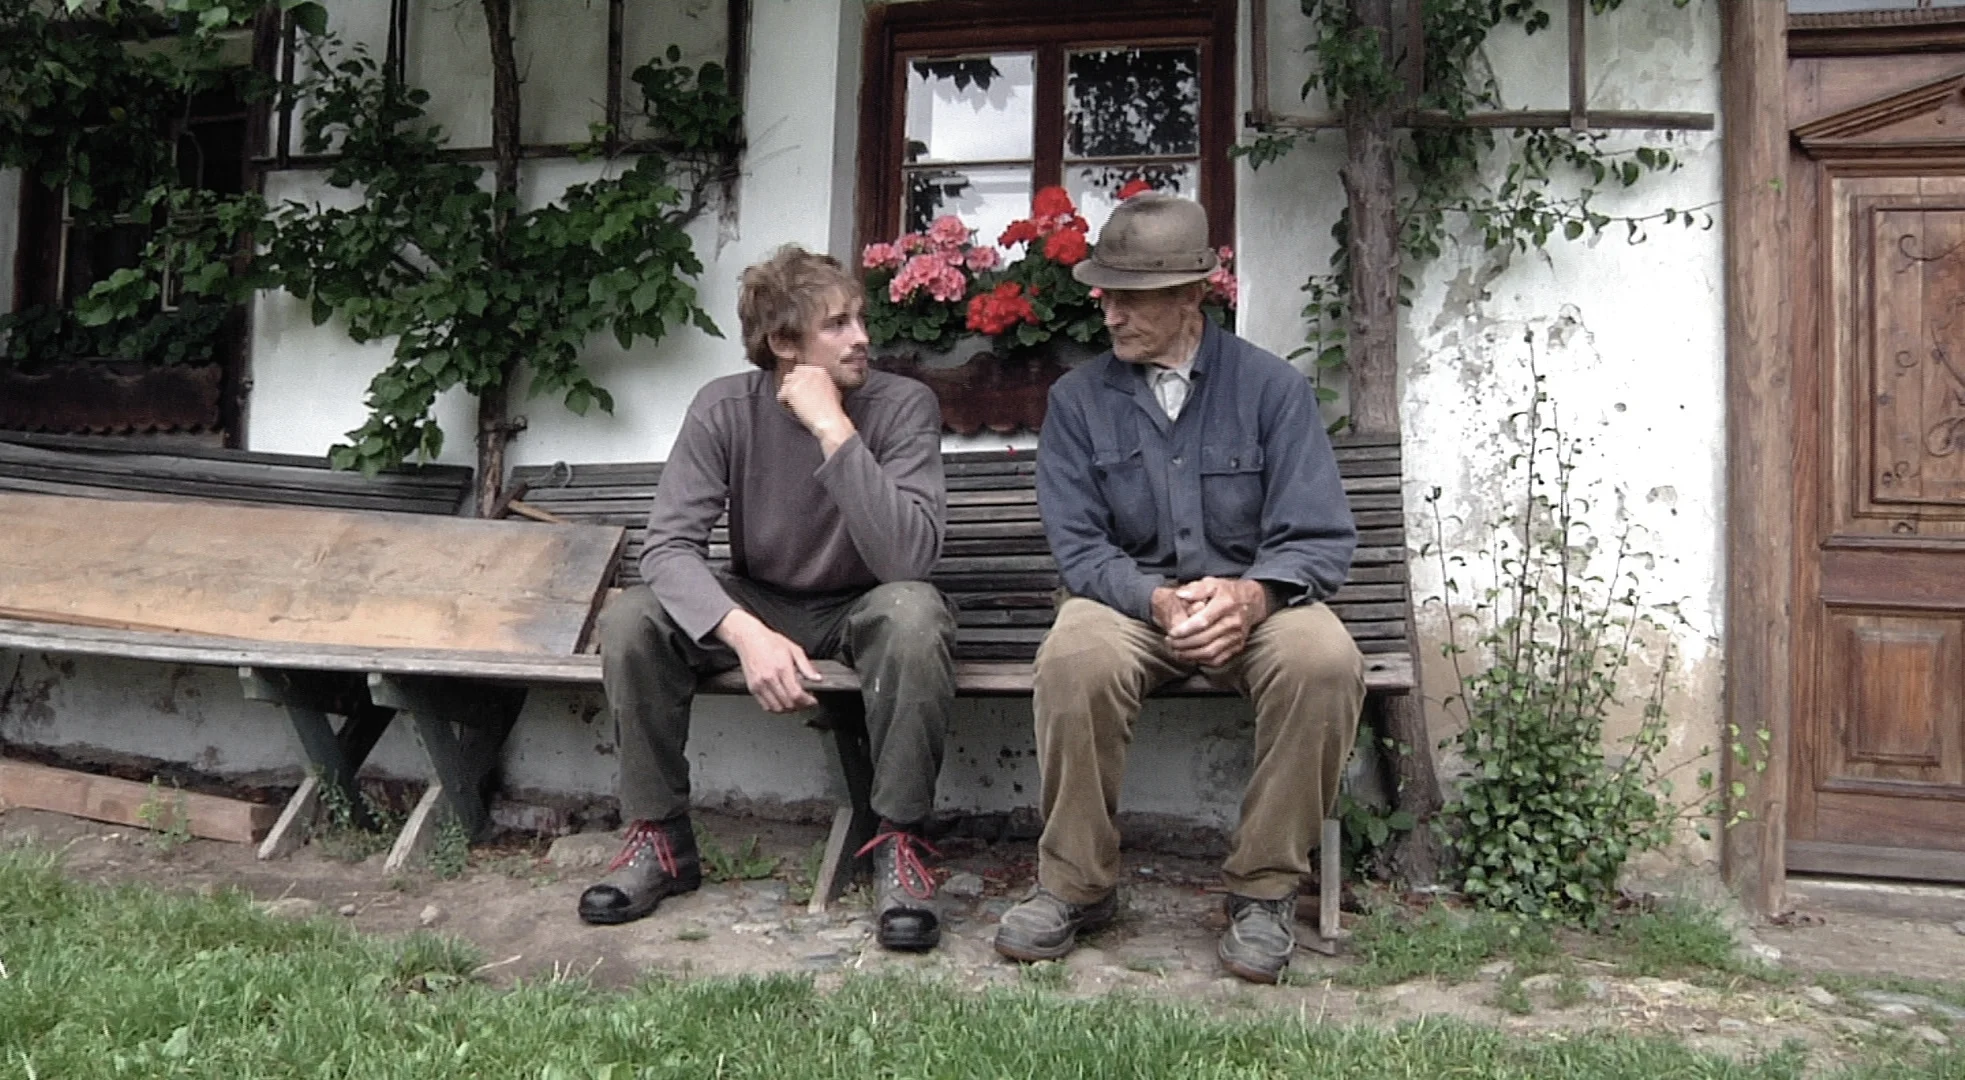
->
<box><xmin>727</xmin><ymin>621</ymin><xmax>822</xmax><ymax>713</ymax></box>
<box><xmin>1149</xmin><ymin>585</ymin><xmax>1204</xmax><ymax>634</ymax></box>
<box><xmin>777</xmin><ymin>364</ymin><xmax>853</xmax><ymax>448</ymax></box>
<box><xmin>1165</xmin><ymin>577</ymin><xmax>1269</xmax><ymax>668</ymax></box>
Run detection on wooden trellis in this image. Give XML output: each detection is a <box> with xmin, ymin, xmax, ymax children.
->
<box><xmin>257</xmin><ymin>0</ymin><xmax>751</xmax><ymax>171</ymax></box>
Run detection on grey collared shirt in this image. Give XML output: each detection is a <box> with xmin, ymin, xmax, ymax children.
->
<box><xmin>1035</xmin><ymin>321</ymin><xmax>1357</xmax><ymax>624</ymax></box>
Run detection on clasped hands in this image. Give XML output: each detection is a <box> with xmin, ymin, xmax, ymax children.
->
<box><xmin>1150</xmin><ymin>576</ymin><xmax>1271</xmax><ymax>669</ymax></box>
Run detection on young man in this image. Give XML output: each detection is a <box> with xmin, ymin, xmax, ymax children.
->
<box><xmin>993</xmin><ymin>194</ymin><xmax>1366</xmax><ymax>983</ymax></box>
<box><xmin>579</xmin><ymin>244</ymin><xmax>955</xmax><ymax>951</ymax></box>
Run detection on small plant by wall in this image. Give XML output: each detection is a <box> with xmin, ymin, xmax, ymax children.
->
<box><xmin>1426</xmin><ymin>378</ymin><xmax>1716</xmax><ymax>924</ymax></box>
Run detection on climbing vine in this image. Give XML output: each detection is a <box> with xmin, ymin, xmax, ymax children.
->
<box><xmin>73</xmin><ymin>15</ymin><xmax>742</xmax><ymax>480</ymax></box>
<box><xmin>1238</xmin><ymin>0</ymin><xmax>1711</xmax><ymax>406</ymax></box>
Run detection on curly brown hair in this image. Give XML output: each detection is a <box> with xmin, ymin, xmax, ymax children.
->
<box><xmin>737</xmin><ymin>245</ymin><xmax>865</xmax><ymax>370</ymax></box>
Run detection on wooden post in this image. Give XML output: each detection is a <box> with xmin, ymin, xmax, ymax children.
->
<box><xmin>1341</xmin><ymin>0</ymin><xmax>1401</xmax><ymax>437</ymax></box>
<box><xmin>1719</xmin><ymin>0</ymin><xmax>1791</xmax><ymax>918</ymax></box>
<box><xmin>1340</xmin><ymin>0</ymin><xmax>1446</xmax><ymax>883</ymax></box>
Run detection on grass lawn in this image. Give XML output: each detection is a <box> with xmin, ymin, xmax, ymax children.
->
<box><xmin>0</xmin><ymin>847</ymin><xmax>1957</xmax><ymax>1079</ymax></box>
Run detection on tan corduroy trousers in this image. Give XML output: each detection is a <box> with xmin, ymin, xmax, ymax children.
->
<box><xmin>1030</xmin><ymin>596</ymin><xmax>1365</xmax><ymax>903</ymax></box>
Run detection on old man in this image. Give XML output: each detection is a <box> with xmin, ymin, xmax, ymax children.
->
<box><xmin>993</xmin><ymin>194</ymin><xmax>1365</xmax><ymax>983</ymax></box>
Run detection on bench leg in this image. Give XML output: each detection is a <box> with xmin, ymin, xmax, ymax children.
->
<box><xmin>240</xmin><ymin>668</ymin><xmax>394</xmax><ymax>859</ymax></box>
<box><xmin>807</xmin><ymin>692</ymin><xmax>879</xmax><ymax>915</ymax></box>
<box><xmin>365</xmin><ymin>674</ymin><xmax>526</xmax><ymax>874</ymax></box>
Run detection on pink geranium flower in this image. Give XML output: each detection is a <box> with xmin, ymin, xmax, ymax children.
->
<box><xmin>964</xmin><ymin>246</ymin><xmax>1001</xmax><ymax>272</ymax></box>
<box><xmin>861</xmin><ymin>242</ymin><xmax>904</xmax><ymax>270</ymax></box>
<box><xmin>927</xmin><ymin>215</ymin><xmax>970</xmax><ymax>250</ymax></box>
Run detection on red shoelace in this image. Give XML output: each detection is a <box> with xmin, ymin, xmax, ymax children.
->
<box><xmin>608</xmin><ymin>820</ymin><xmax>680</xmax><ymax>878</ymax></box>
<box><xmin>855</xmin><ymin>830</ymin><xmax>939</xmax><ymax>900</ymax></box>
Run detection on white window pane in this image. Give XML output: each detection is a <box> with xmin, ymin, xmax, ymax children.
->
<box><xmin>1066</xmin><ymin>47</ymin><xmax>1200</xmax><ymax>160</ymax></box>
<box><xmin>905</xmin><ymin>164</ymin><xmax>1032</xmax><ymax>247</ymax></box>
<box><xmin>905</xmin><ymin>54</ymin><xmax>1034</xmax><ymax>163</ymax></box>
<box><xmin>1067</xmin><ymin>162</ymin><xmax>1200</xmax><ymax>239</ymax></box>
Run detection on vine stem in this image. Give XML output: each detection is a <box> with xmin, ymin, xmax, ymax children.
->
<box><xmin>474</xmin><ymin>0</ymin><xmax>521</xmax><ymax>517</ymax></box>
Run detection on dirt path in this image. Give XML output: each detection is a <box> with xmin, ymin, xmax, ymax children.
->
<box><xmin>8</xmin><ymin>805</ymin><xmax>1965</xmax><ymax>1071</ymax></box>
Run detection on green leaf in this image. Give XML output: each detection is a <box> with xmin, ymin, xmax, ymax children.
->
<box><xmin>289</xmin><ymin>1</ymin><xmax>328</xmax><ymax>35</ymax></box>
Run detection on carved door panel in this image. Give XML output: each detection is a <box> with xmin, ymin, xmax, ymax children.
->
<box><xmin>1790</xmin><ymin>110</ymin><xmax>1965</xmax><ymax>879</ymax></box>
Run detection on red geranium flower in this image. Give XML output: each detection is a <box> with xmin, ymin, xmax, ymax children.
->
<box><xmin>966</xmin><ymin>281</ymin><xmax>1038</xmax><ymax>335</ymax></box>
<box><xmin>1117</xmin><ymin>178</ymin><xmax>1153</xmax><ymax>200</ymax></box>
<box><xmin>1032</xmin><ymin>186</ymin><xmax>1074</xmax><ymax>219</ymax></box>
<box><xmin>999</xmin><ymin>219</ymin><xmax>1040</xmax><ymax>247</ymax></box>
<box><xmin>1043</xmin><ymin>227</ymin><xmax>1089</xmax><ymax>265</ymax></box>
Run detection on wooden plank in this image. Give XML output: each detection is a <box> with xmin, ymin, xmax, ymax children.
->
<box><xmin>259</xmin><ymin>773</ymin><xmax>321</xmax><ymax>860</ymax></box>
<box><xmin>0</xmin><ymin>613</ymin><xmax>1417</xmax><ymax>692</ymax></box>
<box><xmin>384</xmin><ymin>784</ymin><xmax>448</xmax><ymax>874</ymax></box>
<box><xmin>0</xmin><ymin>492</ymin><xmax>622</xmax><ymax>655</ymax></box>
<box><xmin>1787</xmin><ymin>840</ymin><xmax>1965</xmax><ymax>883</ymax></box>
<box><xmin>0</xmin><ymin>759</ymin><xmax>278</xmax><ymax>844</ymax></box>
<box><xmin>0</xmin><ymin>431</ymin><xmax>472</xmax><ymax>484</ymax></box>
<box><xmin>1721</xmin><ymin>0</ymin><xmax>1792</xmax><ymax>918</ymax></box>
<box><xmin>0</xmin><ymin>469</ymin><xmax>460</xmax><ymax>516</ymax></box>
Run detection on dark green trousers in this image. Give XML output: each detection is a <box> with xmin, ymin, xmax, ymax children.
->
<box><xmin>598</xmin><ymin>578</ymin><xmax>956</xmax><ymax>826</ymax></box>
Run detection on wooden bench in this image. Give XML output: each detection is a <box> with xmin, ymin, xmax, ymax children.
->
<box><xmin>0</xmin><ymin>433</ymin><xmax>497</xmax><ymax>865</ymax></box>
<box><xmin>1</xmin><ymin>432</ymin><xmax>1415</xmax><ymax>933</ymax></box>
<box><xmin>507</xmin><ymin>434</ymin><xmax>1416</xmax><ymax>926</ymax></box>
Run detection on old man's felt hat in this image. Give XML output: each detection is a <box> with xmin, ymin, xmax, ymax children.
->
<box><xmin>1071</xmin><ymin>192</ymin><xmax>1218</xmax><ymax>291</ymax></box>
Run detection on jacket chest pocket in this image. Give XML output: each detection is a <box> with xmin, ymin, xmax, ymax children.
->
<box><xmin>1093</xmin><ymin>447</ymin><xmax>1156</xmax><ymax>547</ymax></box>
<box><xmin>1200</xmin><ymin>443</ymin><xmax>1265</xmax><ymax>552</ymax></box>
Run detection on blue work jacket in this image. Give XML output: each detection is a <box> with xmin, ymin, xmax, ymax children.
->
<box><xmin>1035</xmin><ymin>321</ymin><xmax>1358</xmax><ymax>624</ymax></box>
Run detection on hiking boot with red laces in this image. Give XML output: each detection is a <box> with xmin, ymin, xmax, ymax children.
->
<box><xmin>856</xmin><ymin>824</ymin><xmax>940</xmax><ymax>951</ymax></box>
<box><xmin>577</xmin><ymin>816</ymin><xmax>702</xmax><ymax>925</ymax></box>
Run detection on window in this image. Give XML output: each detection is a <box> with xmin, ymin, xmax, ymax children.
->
<box><xmin>856</xmin><ymin>0</ymin><xmax>1236</xmax><ymax>254</ymax></box>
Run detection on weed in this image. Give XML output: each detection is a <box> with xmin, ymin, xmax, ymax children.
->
<box><xmin>1552</xmin><ymin>974</ymin><xmax>1591</xmax><ymax>1010</ymax></box>
<box><xmin>1124</xmin><ymin>957</ymin><xmax>1169</xmax><ymax>977</ymax></box>
<box><xmin>1019</xmin><ymin>960</ymin><xmax>1069</xmax><ymax>991</ymax></box>
<box><xmin>694</xmin><ymin>825</ymin><xmax>778</xmax><ymax>882</ymax></box>
<box><xmin>786</xmin><ymin>840</ymin><xmax>827</xmax><ymax>906</ymax></box>
<box><xmin>134</xmin><ymin>778</ymin><xmax>192</xmax><ymax>854</ymax></box>
<box><xmin>1429</xmin><ymin>378</ymin><xmax>1715</xmax><ymax>924</ymax></box>
<box><xmin>1341</xmin><ymin>902</ymin><xmax>1556</xmax><ymax>989</ymax></box>
<box><xmin>674</xmin><ymin>926</ymin><xmax>710</xmax><ymax>943</ymax></box>
<box><xmin>1494</xmin><ymin>973</ymin><xmax>1533</xmax><ymax>1015</ymax></box>
<box><xmin>312</xmin><ymin>776</ymin><xmax>404</xmax><ymax>863</ymax></box>
<box><xmin>1599</xmin><ymin>901</ymin><xmax>1753</xmax><ymax>978</ymax></box>
<box><xmin>428</xmin><ymin>814</ymin><xmax>470</xmax><ymax>880</ymax></box>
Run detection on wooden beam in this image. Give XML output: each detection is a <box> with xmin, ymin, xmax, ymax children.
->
<box><xmin>1248</xmin><ymin>108</ymin><xmax>1715</xmax><ymax>132</ymax></box>
<box><xmin>1720</xmin><ymin>0</ymin><xmax>1791</xmax><ymax>918</ymax></box>
<box><xmin>0</xmin><ymin>760</ymin><xmax>278</xmax><ymax>844</ymax></box>
<box><xmin>1567</xmin><ymin>0</ymin><xmax>1588</xmax><ymax>133</ymax></box>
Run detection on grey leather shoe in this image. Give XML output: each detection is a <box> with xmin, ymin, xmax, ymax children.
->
<box><xmin>857</xmin><ymin>827</ymin><xmax>941</xmax><ymax>951</ymax></box>
<box><xmin>992</xmin><ymin>887</ymin><xmax>1118</xmax><ymax>962</ymax></box>
<box><xmin>577</xmin><ymin>817</ymin><xmax>702</xmax><ymax>925</ymax></box>
<box><xmin>1218</xmin><ymin>894</ymin><xmax>1295</xmax><ymax>984</ymax></box>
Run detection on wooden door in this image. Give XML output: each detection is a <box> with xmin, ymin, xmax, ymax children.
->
<box><xmin>1788</xmin><ymin>67</ymin><xmax>1965</xmax><ymax>881</ymax></box>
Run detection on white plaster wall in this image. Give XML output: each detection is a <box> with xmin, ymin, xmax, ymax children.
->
<box><xmin>1398</xmin><ymin>2</ymin><xmax>1727</xmax><ymax>863</ymax></box>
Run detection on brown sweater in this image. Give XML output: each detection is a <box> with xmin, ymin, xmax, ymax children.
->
<box><xmin>638</xmin><ymin>368</ymin><xmax>947</xmax><ymax>642</ymax></box>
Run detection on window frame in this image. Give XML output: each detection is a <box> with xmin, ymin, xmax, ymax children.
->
<box><xmin>854</xmin><ymin>0</ymin><xmax>1237</xmax><ymax>254</ymax></box>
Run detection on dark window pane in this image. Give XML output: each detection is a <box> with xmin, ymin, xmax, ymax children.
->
<box><xmin>1066</xmin><ymin>47</ymin><xmax>1200</xmax><ymax>160</ymax></box>
<box><xmin>905</xmin><ymin>53</ymin><xmax>1034</xmax><ymax>164</ymax></box>
<box><xmin>904</xmin><ymin>164</ymin><xmax>1032</xmax><ymax>247</ymax></box>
